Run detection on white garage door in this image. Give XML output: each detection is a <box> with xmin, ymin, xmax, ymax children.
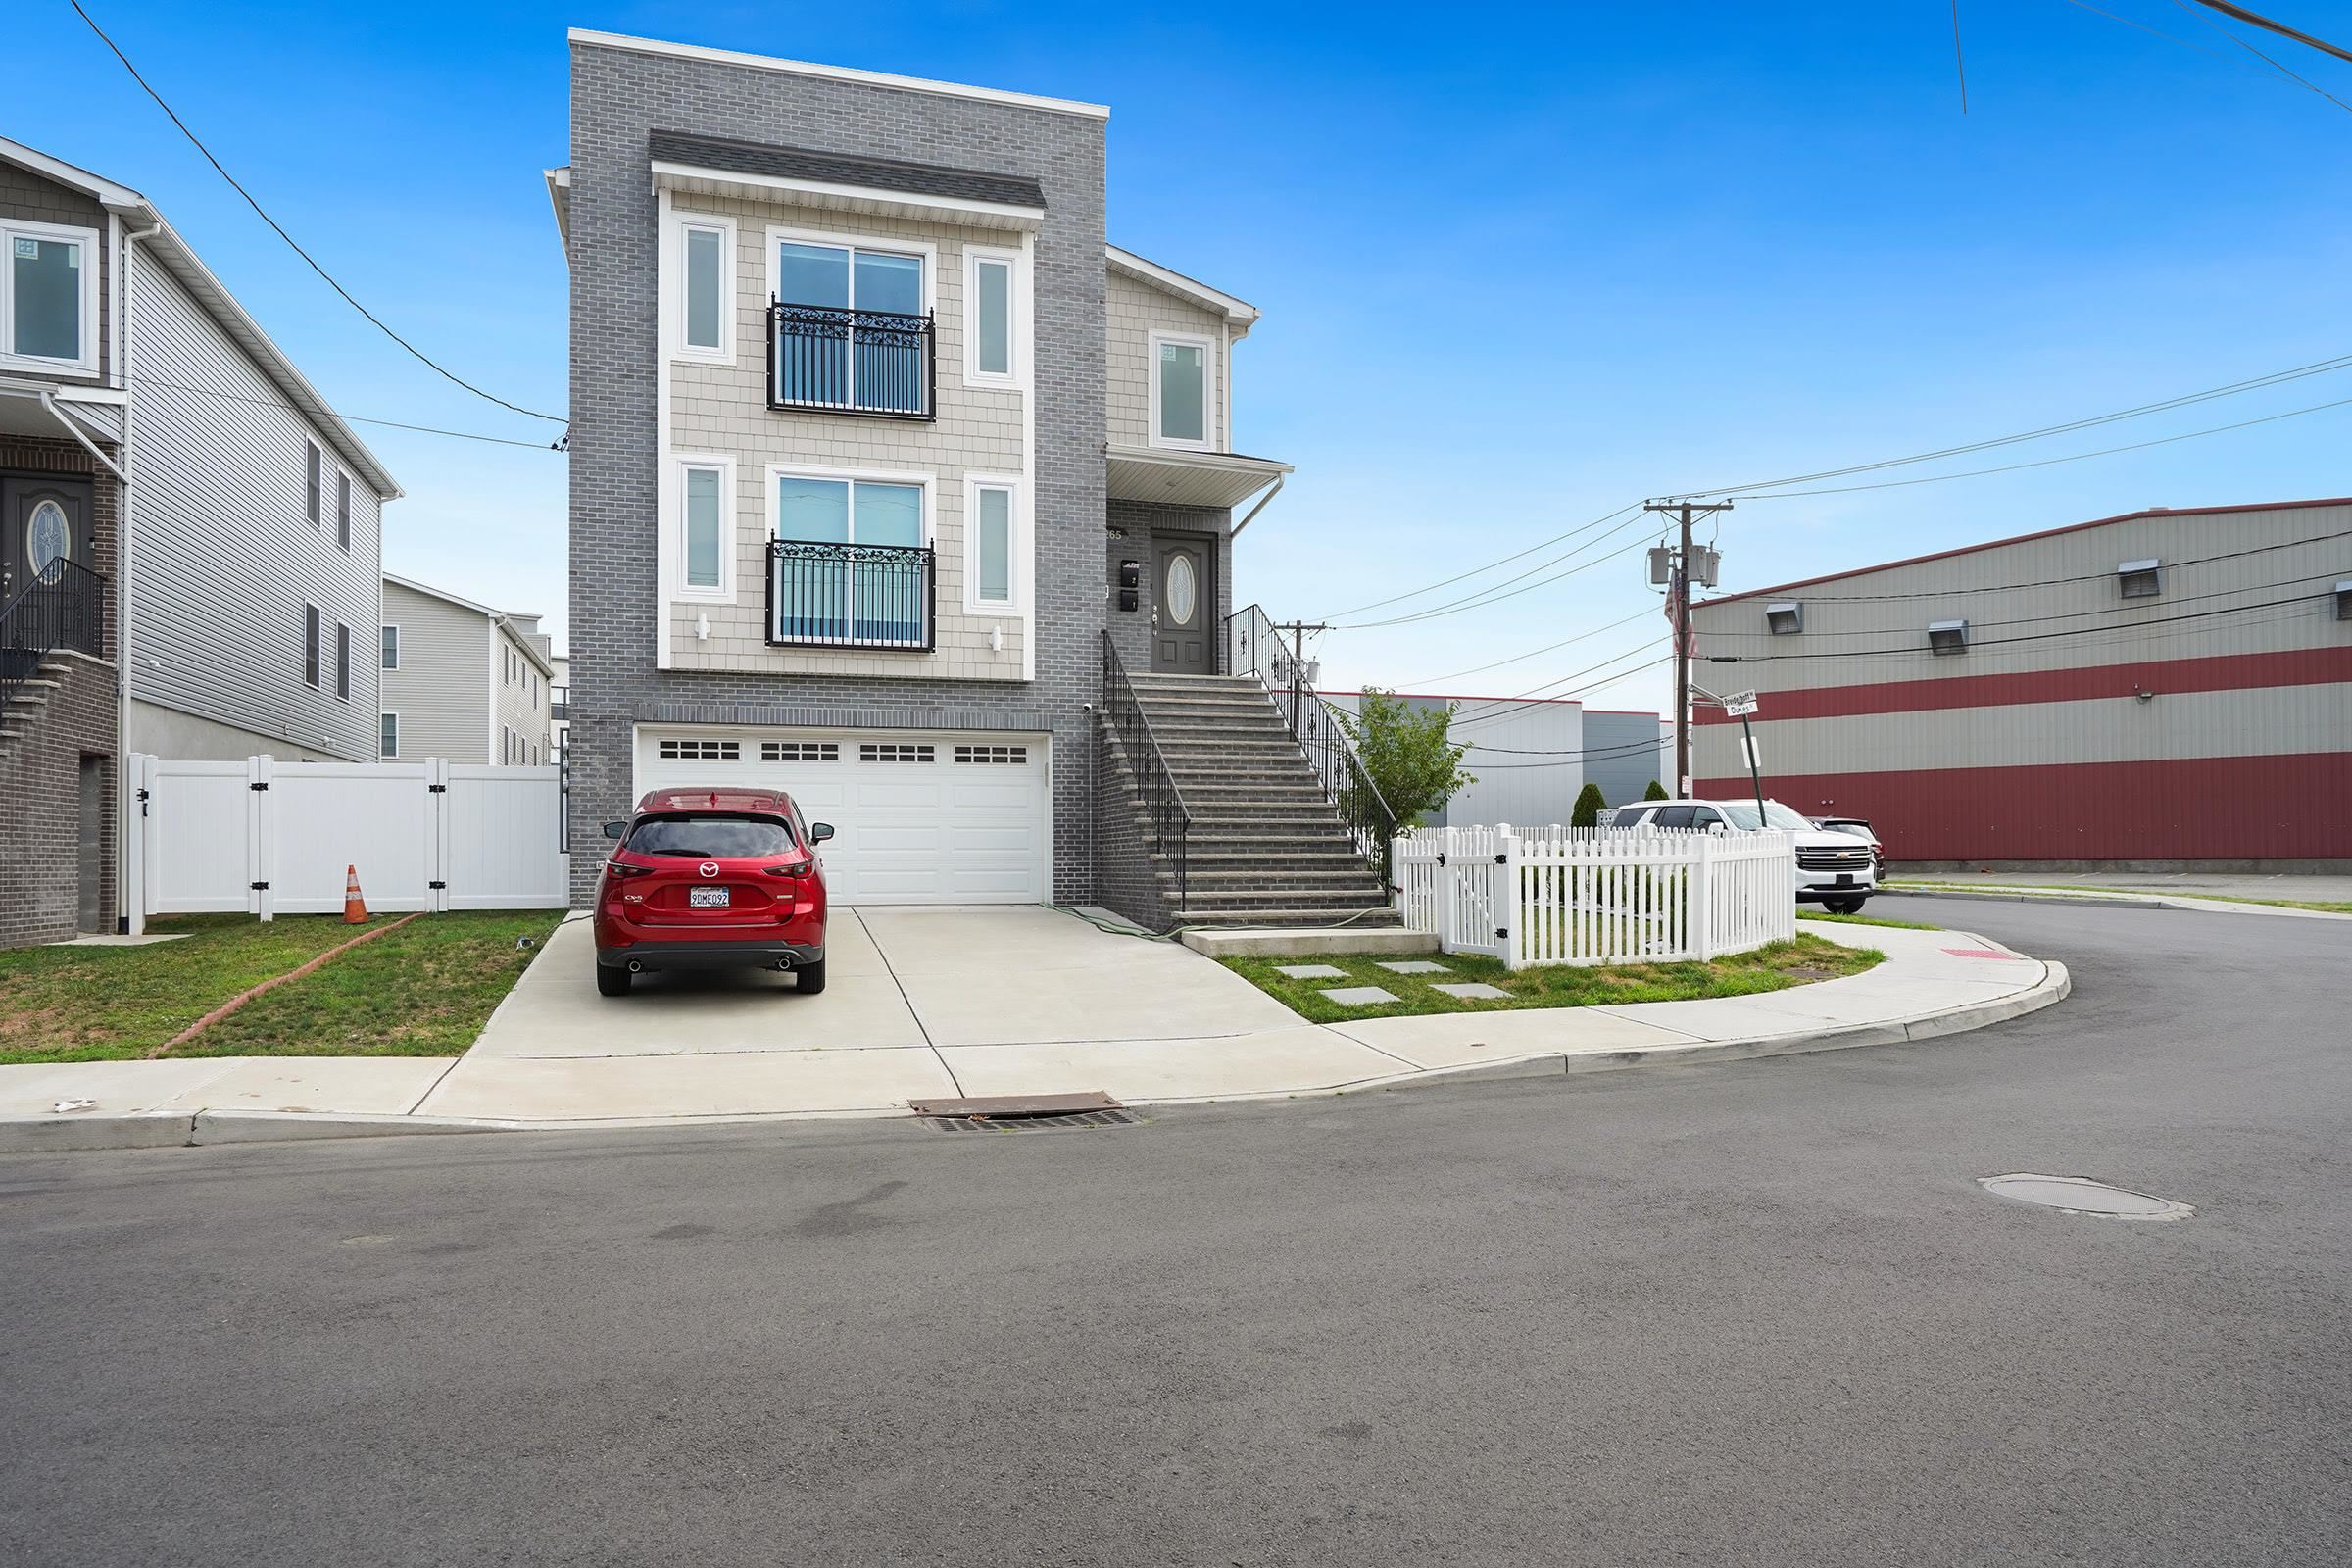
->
<box><xmin>631</xmin><ymin>726</ymin><xmax>1050</xmax><ymax>905</ymax></box>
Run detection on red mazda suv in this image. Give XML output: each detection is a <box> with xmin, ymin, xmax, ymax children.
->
<box><xmin>594</xmin><ymin>789</ymin><xmax>831</xmax><ymax>997</ymax></box>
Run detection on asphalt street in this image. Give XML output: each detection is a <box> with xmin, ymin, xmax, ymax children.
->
<box><xmin>4</xmin><ymin>897</ymin><xmax>2348</xmax><ymax>1566</ymax></box>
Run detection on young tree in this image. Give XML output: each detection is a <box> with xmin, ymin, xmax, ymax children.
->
<box><xmin>1570</xmin><ymin>781</ymin><xmax>1607</xmax><ymax>829</ymax></box>
<box><xmin>1642</xmin><ymin>778</ymin><xmax>1670</xmax><ymax>801</ymax></box>
<box><xmin>1336</xmin><ymin>689</ymin><xmax>1473</xmax><ymax>828</ymax></box>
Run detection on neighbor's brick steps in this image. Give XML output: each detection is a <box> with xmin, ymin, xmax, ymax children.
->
<box><xmin>1101</xmin><ymin>673</ymin><xmax>1400</xmax><ymax>930</ymax></box>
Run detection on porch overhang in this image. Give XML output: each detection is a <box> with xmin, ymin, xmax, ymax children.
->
<box><xmin>1105</xmin><ymin>445</ymin><xmax>1291</xmax><ymax>512</ymax></box>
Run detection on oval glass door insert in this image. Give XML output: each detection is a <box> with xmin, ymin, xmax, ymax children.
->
<box><xmin>1165</xmin><ymin>552</ymin><xmax>1198</xmax><ymax>627</ymax></box>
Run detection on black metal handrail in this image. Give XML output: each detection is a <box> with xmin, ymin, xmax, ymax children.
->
<box><xmin>766</xmin><ymin>539</ymin><xmax>935</xmax><ymax>651</ymax></box>
<box><xmin>0</xmin><ymin>558</ymin><xmax>105</xmax><ymax>704</ymax></box>
<box><xmin>1222</xmin><ymin>601</ymin><xmax>1399</xmax><ymax>883</ymax></box>
<box><xmin>768</xmin><ymin>299</ymin><xmax>936</xmax><ymax>419</ymax></box>
<box><xmin>1100</xmin><ymin>631</ymin><xmax>1194</xmax><ymax>917</ymax></box>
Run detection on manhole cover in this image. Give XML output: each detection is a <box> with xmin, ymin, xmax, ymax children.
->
<box><xmin>910</xmin><ymin>1090</ymin><xmax>1141</xmax><ymax>1134</ymax></box>
<box><xmin>1979</xmin><ymin>1173</ymin><xmax>2192</xmax><ymax>1220</ymax></box>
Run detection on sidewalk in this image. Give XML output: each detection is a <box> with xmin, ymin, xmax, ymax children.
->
<box><xmin>1888</xmin><ymin>871</ymin><xmax>2352</xmax><ymax>919</ymax></box>
<box><xmin>0</xmin><ymin>920</ymin><xmax>2067</xmax><ymax>1151</ymax></box>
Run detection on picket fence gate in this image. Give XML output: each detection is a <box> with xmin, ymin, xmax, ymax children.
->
<box><xmin>1392</xmin><ymin>823</ymin><xmax>1797</xmax><ymax>969</ymax></box>
<box><xmin>123</xmin><ymin>754</ymin><xmax>568</xmax><ymax>933</ymax></box>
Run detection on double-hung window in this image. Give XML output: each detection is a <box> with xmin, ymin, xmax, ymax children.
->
<box><xmin>336</xmin><ymin>470</ymin><xmax>353</xmax><ymax>551</ymax></box>
<box><xmin>302</xmin><ymin>604</ymin><xmax>321</xmax><ymax>688</ymax></box>
<box><xmin>770</xmin><ymin>473</ymin><xmax>928</xmax><ymax>648</ymax></box>
<box><xmin>304</xmin><ymin>442</ymin><xmax>322</xmax><ymax>527</ymax></box>
<box><xmin>2</xmin><ymin>220</ymin><xmax>100</xmax><ymax>373</ymax></box>
<box><xmin>772</xmin><ymin>236</ymin><xmax>930</xmax><ymax>416</ymax></box>
<box><xmin>334</xmin><ymin>623</ymin><xmax>352</xmax><ymax>701</ymax></box>
<box><xmin>965</xmin><ymin>248</ymin><xmax>1017</xmax><ymax>386</ymax></box>
<box><xmin>380</xmin><ymin>712</ymin><xmax>399</xmax><ymax>759</ymax></box>
<box><xmin>1150</xmin><ymin>331</ymin><xmax>1213</xmax><ymax>450</ymax></box>
<box><xmin>380</xmin><ymin>624</ymin><xmax>400</xmax><ymax>669</ymax></box>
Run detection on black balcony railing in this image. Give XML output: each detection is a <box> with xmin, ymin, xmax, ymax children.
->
<box><xmin>768</xmin><ymin>300</ymin><xmax>936</xmax><ymax>419</ymax></box>
<box><xmin>0</xmin><ymin>557</ymin><xmax>105</xmax><ymax>703</ymax></box>
<box><xmin>766</xmin><ymin>539</ymin><xmax>935</xmax><ymax>651</ymax></box>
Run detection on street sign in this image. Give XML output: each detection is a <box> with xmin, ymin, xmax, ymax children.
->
<box><xmin>1724</xmin><ymin>691</ymin><xmax>1759</xmax><ymax>718</ymax></box>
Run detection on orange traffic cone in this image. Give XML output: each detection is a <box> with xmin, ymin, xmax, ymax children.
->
<box><xmin>342</xmin><ymin>864</ymin><xmax>368</xmax><ymax>924</ymax></box>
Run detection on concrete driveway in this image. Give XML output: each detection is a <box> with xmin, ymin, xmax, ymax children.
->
<box><xmin>461</xmin><ymin>904</ymin><xmax>1302</xmax><ymax>1063</ymax></box>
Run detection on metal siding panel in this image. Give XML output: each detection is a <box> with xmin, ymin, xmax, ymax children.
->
<box><xmin>124</xmin><ymin>251</ymin><xmax>385</xmax><ymax>761</ymax></box>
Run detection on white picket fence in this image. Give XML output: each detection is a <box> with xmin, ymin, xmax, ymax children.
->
<box><xmin>1393</xmin><ymin>823</ymin><xmax>1797</xmax><ymax>968</ymax></box>
<box><xmin>124</xmin><ymin>754</ymin><xmax>567</xmax><ymax>933</ymax></box>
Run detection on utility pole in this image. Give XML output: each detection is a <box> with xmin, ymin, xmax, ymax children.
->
<box><xmin>1270</xmin><ymin>620</ymin><xmax>1327</xmax><ymax>731</ymax></box>
<box><xmin>1643</xmin><ymin>501</ymin><xmax>1732</xmax><ymax>795</ymax></box>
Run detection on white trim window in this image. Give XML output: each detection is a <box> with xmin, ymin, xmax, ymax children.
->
<box><xmin>1</xmin><ymin>220</ymin><xmax>102</xmax><ymax>374</ymax></box>
<box><xmin>767</xmin><ymin>225</ymin><xmax>936</xmax><ymax>415</ymax></box>
<box><xmin>669</xmin><ymin>212</ymin><xmax>738</xmax><ymax>363</ymax></box>
<box><xmin>380</xmin><ymin>624</ymin><xmax>400</xmax><ymax>669</ymax></box>
<box><xmin>379</xmin><ymin>711</ymin><xmax>399</xmax><ymax>759</ymax></box>
<box><xmin>1149</xmin><ymin>329</ymin><xmax>1214</xmax><ymax>451</ymax></box>
<box><xmin>962</xmin><ymin>473</ymin><xmax>1026</xmax><ymax>614</ymax></box>
<box><xmin>963</xmin><ymin>245</ymin><xmax>1019</xmax><ymax>387</ymax></box>
<box><xmin>673</xmin><ymin>454</ymin><xmax>736</xmax><ymax>602</ymax></box>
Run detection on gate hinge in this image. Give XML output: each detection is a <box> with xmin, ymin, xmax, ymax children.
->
<box><xmin>250</xmin><ymin>881</ymin><xmax>270</xmax><ymax>891</ymax></box>
<box><xmin>248</xmin><ymin>781</ymin><xmax>269</xmax><ymax>792</ymax></box>
<box><xmin>1494</xmin><ymin>853</ymin><xmax>1506</xmax><ymax>864</ymax></box>
<box><xmin>1494</xmin><ymin>927</ymin><xmax>1508</xmax><ymax>939</ymax></box>
<box><xmin>1434</xmin><ymin>853</ymin><xmax>1447</xmax><ymax>867</ymax></box>
<box><xmin>428</xmin><ymin>880</ymin><xmax>447</xmax><ymax>890</ymax></box>
<box><xmin>427</xmin><ymin>783</ymin><xmax>448</xmax><ymax>793</ymax></box>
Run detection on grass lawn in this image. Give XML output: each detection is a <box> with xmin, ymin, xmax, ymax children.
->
<box><xmin>1799</xmin><ymin>909</ymin><xmax>1941</xmax><ymax>930</ymax></box>
<box><xmin>0</xmin><ymin>910</ymin><xmax>563</xmax><ymax>1065</ymax></box>
<box><xmin>1221</xmin><ymin>934</ymin><xmax>1883</xmax><ymax>1024</ymax></box>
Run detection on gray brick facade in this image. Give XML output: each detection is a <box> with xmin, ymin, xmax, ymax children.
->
<box><xmin>566</xmin><ymin>37</ymin><xmax>1109</xmax><ymax>906</ymax></box>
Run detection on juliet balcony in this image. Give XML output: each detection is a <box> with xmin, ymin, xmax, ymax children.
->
<box><xmin>765</xmin><ymin>539</ymin><xmax>936</xmax><ymax>652</ymax></box>
<box><xmin>767</xmin><ymin>300</ymin><xmax>936</xmax><ymax>420</ymax></box>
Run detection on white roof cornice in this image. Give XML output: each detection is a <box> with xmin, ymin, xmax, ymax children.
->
<box><xmin>1105</xmin><ymin>245</ymin><xmax>1259</xmax><ymax>326</ymax></box>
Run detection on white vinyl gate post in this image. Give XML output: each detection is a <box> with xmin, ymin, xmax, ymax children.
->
<box><xmin>428</xmin><ymin>757</ymin><xmax>450</xmax><ymax>913</ymax></box>
<box><xmin>1500</xmin><ymin>828</ymin><xmax>1522</xmax><ymax>970</ymax></box>
<box><xmin>123</xmin><ymin>754</ymin><xmax>153</xmax><ymax>937</ymax></box>
<box><xmin>1691</xmin><ymin>830</ymin><xmax>1715</xmax><ymax>961</ymax></box>
<box><xmin>246</xmin><ymin>754</ymin><xmax>275</xmax><ymax>922</ymax></box>
<box><xmin>1438</xmin><ymin>826</ymin><xmax>1459</xmax><ymax>951</ymax></box>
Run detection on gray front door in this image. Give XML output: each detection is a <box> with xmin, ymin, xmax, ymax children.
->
<box><xmin>1152</xmin><ymin>536</ymin><xmax>1212</xmax><ymax>674</ymax></box>
<box><xmin>1</xmin><ymin>475</ymin><xmax>94</xmax><ymax>605</ymax></box>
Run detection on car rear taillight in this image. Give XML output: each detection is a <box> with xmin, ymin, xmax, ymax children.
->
<box><xmin>763</xmin><ymin>857</ymin><xmax>811</xmax><ymax>878</ymax></box>
<box><xmin>603</xmin><ymin>860</ymin><xmax>655</xmax><ymax>879</ymax></box>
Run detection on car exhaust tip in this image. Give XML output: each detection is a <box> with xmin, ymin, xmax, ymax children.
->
<box><xmin>626</xmin><ymin>960</ymin><xmax>643</xmax><ymax>973</ymax></box>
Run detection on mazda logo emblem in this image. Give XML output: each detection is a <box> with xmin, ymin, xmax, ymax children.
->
<box><xmin>699</xmin><ymin>861</ymin><xmax>720</xmax><ymax>879</ymax></box>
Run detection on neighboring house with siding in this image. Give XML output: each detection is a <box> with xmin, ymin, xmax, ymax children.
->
<box><xmin>555</xmin><ymin>30</ymin><xmax>1406</xmax><ymax>930</ymax></box>
<box><xmin>0</xmin><ymin>137</ymin><xmax>398</xmax><ymax>947</ymax></box>
<box><xmin>378</xmin><ymin>573</ymin><xmax>555</xmax><ymax>766</ymax></box>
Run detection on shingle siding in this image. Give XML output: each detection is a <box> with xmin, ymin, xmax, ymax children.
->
<box><xmin>0</xmin><ymin>162</ymin><xmax>111</xmax><ymax>384</ymax></box>
<box><xmin>1105</xmin><ymin>269</ymin><xmax>1225</xmax><ymax>449</ymax></box>
<box><xmin>567</xmin><ymin>38</ymin><xmax>1107</xmax><ymax>906</ymax></box>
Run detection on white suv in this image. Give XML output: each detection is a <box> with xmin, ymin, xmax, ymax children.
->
<box><xmin>1604</xmin><ymin>798</ymin><xmax>1877</xmax><ymax>913</ymax></box>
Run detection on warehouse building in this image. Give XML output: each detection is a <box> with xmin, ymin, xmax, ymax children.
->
<box><xmin>1325</xmin><ymin>692</ymin><xmax>1670</xmax><ymax>827</ymax></box>
<box><xmin>1689</xmin><ymin>498</ymin><xmax>2352</xmax><ymax>867</ymax></box>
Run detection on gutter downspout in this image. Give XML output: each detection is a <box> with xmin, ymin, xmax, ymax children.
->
<box><xmin>115</xmin><ymin>220</ymin><xmax>163</xmax><ymax>933</ymax></box>
<box><xmin>1229</xmin><ymin>473</ymin><xmax>1284</xmax><ymax>540</ymax></box>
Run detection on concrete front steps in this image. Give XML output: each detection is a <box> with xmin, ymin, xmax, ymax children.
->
<box><xmin>1103</xmin><ymin>672</ymin><xmax>1402</xmax><ymax>932</ymax></box>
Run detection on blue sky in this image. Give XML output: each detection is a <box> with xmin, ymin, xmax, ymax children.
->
<box><xmin>16</xmin><ymin>1</ymin><xmax>2351</xmax><ymax>714</ymax></box>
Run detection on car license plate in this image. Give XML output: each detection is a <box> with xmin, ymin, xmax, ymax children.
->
<box><xmin>1835</xmin><ymin>873</ymin><xmax>1853</xmax><ymax>887</ymax></box>
<box><xmin>689</xmin><ymin>887</ymin><xmax>731</xmax><ymax>908</ymax></box>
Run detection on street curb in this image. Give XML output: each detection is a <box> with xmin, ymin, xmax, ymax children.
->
<box><xmin>1887</xmin><ymin>885</ymin><xmax>2352</xmax><ymax>920</ymax></box>
<box><xmin>0</xmin><ymin>960</ymin><xmax>2073</xmax><ymax>1152</ymax></box>
<box><xmin>1372</xmin><ymin>960</ymin><xmax>2071</xmax><ymax>1095</ymax></box>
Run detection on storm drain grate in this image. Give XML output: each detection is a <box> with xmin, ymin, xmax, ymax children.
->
<box><xmin>910</xmin><ymin>1090</ymin><xmax>1140</xmax><ymax>1134</ymax></box>
<box><xmin>922</xmin><ymin>1107</ymin><xmax>1142</xmax><ymax>1134</ymax></box>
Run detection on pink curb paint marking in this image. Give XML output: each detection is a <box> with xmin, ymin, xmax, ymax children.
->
<box><xmin>1942</xmin><ymin>947</ymin><xmax>2016</xmax><ymax>959</ymax></box>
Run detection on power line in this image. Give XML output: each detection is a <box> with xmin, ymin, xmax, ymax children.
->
<box><xmin>2181</xmin><ymin>0</ymin><xmax>2352</xmax><ymax>67</ymax></box>
<box><xmin>1704</xmin><ymin>585</ymin><xmax>2334</xmax><ymax>661</ymax></box>
<box><xmin>131</xmin><ymin>374</ymin><xmax>566</xmax><ymax>452</ymax></box>
<box><xmin>69</xmin><ymin>0</ymin><xmax>568</xmax><ymax>428</ymax></box>
<box><xmin>2171</xmin><ymin>0</ymin><xmax>2352</xmax><ymax>111</ymax></box>
<box><xmin>1315</xmin><ymin>503</ymin><xmax>1643</xmax><ymax>622</ymax></box>
<box><xmin>1697</xmin><ymin>524</ymin><xmax>2352</xmax><ymax>616</ymax></box>
<box><xmin>1447</xmin><ymin>641</ymin><xmax>1674</xmax><ymax>728</ymax></box>
<box><xmin>1461</xmin><ymin>735</ymin><xmax>1682</xmax><ymax>760</ymax></box>
<box><xmin>1728</xmin><ymin>392</ymin><xmax>2352</xmax><ymax>499</ymax></box>
<box><xmin>1679</xmin><ymin>351</ymin><xmax>2352</xmax><ymax>499</ymax></box>
<box><xmin>1396</xmin><ymin>605</ymin><xmax>1658</xmax><ymax>688</ymax></box>
<box><xmin>1334</xmin><ymin>519</ymin><xmax>1659</xmax><ymax>629</ymax></box>
<box><xmin>2060</xmin><ymin>0</ymin><xmax>2352</xmax><ymax>110</ymax></box>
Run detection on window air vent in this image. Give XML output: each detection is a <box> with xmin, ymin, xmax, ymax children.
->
<box><xmin>1928</xmin><ymin>619</ymin><xmax>1971</xmax><ymax>656</ymax></box>
<box><xmin>2336</xmin><ymin>580</ymin><xmax>2352</xmax><ymax>621</ymax></box>
<box><xmin>2118</xmin><ymin>559</ymin><xmax>2163</xmax><ymax>599</ymax></box>
<box><xmin>1765</xmin><ymin>601</ymin><xmax>1802</xmax><ymax>635</ymax></box>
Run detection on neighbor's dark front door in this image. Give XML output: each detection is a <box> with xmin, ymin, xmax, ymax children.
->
<box><xmin>1</xmin><ymin>475</ymin><xmax>95</xmax><ymax>601</ymax></box>
<box><xmin>1152</xmin><ymin>536</ymin><xmax>1212</xmax><ymax>674</ymax></box>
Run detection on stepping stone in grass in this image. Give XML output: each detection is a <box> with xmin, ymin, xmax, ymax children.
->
<box><xmin>1274</xmin><ymin>963</ymin><xmax>1348</xmax><ymax>979</ymax></box>
<box><xmin>1433</xmin><ymin>982</ymin><xmax>1510</xmax><ymax>1001</ymax></box>
<box><xmin>1319</xmin><ymin>986</ymin><xmax>1399</xmax><ymax>1007</ymax></box>
<box><xmin>1377</xmin><ymin>959</ymin><xmax>1450</xmax><ymax>974</ymax></box>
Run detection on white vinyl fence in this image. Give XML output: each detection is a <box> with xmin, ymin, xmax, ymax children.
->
<box><xmin>124</xmin><ymin>755</ymin><xmax>567</xmax><ymax>933</ymax></box>
<box><xmin>1393</xmin><ymin>823</ymin><xmax>1797</xmax><ymax>968</ymax></box>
